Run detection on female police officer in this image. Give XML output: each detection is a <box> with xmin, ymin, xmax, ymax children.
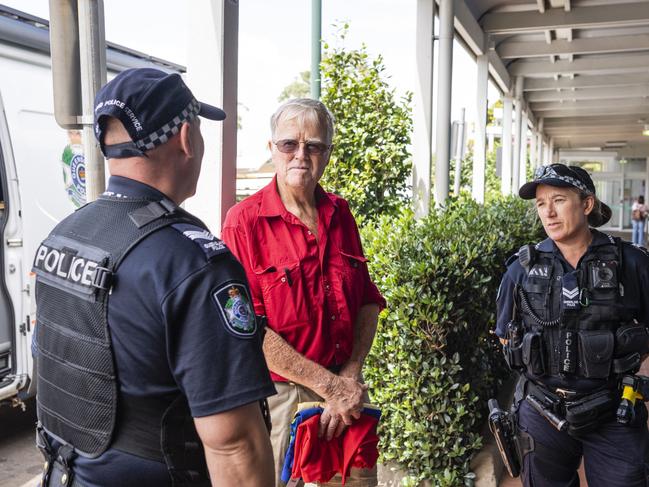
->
<box><xmin>496</xmin><ymin>163</ymin><xmax>649</xmax><ymax>486</ymax></box>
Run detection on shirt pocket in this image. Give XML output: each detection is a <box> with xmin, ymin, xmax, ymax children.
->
<box><xmin>338</xmin><ymin>251</ymin><xmax>369</xmax><ymax>318</ymax></box>
<box><xmin>254</xmin><ymin>261</ymin><xmax>310</xmax><ymax>327</ymax></box>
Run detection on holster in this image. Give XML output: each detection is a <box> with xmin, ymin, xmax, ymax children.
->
<box><xmin>37</xmin><ymin>425</ymin><xmax>81</xmax><ymax>487</ymax></box>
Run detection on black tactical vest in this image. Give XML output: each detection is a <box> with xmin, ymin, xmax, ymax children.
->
<box><xmin>33</xmin><ymin>195</ymin><xmax>210</xmax><ymax>485</ymax></box>
<box><xmin>508</xmin><ymin>235</ymin><xmax>648</xmax><ymax>380</ymax></box>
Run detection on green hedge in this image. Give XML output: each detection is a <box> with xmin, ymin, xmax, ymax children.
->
<box><xmin>361</xmin><ymin>195</ymin><xmax>544</xmax><ymax>486</ymax></box>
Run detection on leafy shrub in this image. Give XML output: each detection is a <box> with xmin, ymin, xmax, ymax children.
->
<box><xmin>362</xmin><ymin>195</ymin><xmax>544</xmax><ymax>485</ymax></box>
<box><xmin>320</xmin><ymin>29</ymin><xmax>412</xmax><ymax>221</ymax></box>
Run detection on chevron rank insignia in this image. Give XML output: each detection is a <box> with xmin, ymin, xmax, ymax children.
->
<box><xmin>561</xmin><ymin>271</ymin><xmax>580</xmax><ymax>311</ymax></box>
<box><xmin>172</xmin><ymin>223</ymin><xmax>229</xmax><ymax>260</ymax></box>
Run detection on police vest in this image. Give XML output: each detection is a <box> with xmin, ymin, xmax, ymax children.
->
<box><xmin>33</xmin><ymin>195</ymin><xmax>211</xmax><ymax>486</ymax></box>
<box><xmin>506</xmin><ymin>235</ymin><xmax>649</xmax><ymax>380</ymax></box>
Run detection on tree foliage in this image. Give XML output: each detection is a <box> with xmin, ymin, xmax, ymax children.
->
<box><xmin>362</xmin><ymin>197</ymin><xmax>543</xmax><ymax>485</ymax></box>
<box><xmin>278</xmin><ymin>71</ymin><xmax>311</xmax><ymax>102</ymax></box>
<box><xmin>320</xmin><ymin>30</ymin><xmax>413</xmax><ymax>222</ymax></box>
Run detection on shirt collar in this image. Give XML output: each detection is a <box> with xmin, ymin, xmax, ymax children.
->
<box><xmin>535</xmin><ymin>229</ymin><xmax>615</xmax><ymax>254</ymax></box>
<box><xmin>104</xmin><ymin>175</ymin><xmax>169</xmax><ymax>201</ymax></box>
<box><xmin>259</xmin><ymin>175</ymin><xmax>338</xmax><ymax>218</ymax></box>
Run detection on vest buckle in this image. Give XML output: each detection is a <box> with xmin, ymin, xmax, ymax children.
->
<box><xmin>555</xmin><ymin>387</ymin><xmax>578</xmax><ymax>399</ymax></box>
<box><xmin>91</xmin><ymin>266</ymin><xmax>113</xmax><ymax>290</ymax></box>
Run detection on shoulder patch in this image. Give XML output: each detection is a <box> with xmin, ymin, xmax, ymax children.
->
<box><xmin>171</xmin><ymin>223</ymin><xmax>229</xmax><ymax>259</ymax></box>
<box><xmin>212</xmin><ymin>283</ymin><xmax>257</xmax><ymax>338</ymax></box>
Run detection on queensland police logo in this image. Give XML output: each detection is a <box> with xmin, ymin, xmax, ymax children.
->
<box><xmin>70</xmin><ymin>154</ymin><xmax>86</xmax><ymax>190</ymax></box>
<box><xmin>212</xmin><ymin>283</ymin><xmax>257</xmax><ymax>338</ymax></box>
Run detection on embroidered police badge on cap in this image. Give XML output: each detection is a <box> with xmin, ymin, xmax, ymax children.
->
<box><xmin>213</xmin><ymin>283</ymin><xmax>257</xmax><ymax>338</ymax></box>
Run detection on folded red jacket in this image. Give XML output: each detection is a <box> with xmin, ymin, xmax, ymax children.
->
<box><xmin>290</xmin><ymin>411</ymin><xmax>380</xmax><ymax>485</ymax></box>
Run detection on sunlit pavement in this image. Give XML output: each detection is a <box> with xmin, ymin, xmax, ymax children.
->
<box><xmin>499</xmin><ymin>359</ymin><xmax>649</xmax><ymax>486</ymax></box>
<box><xmin>0</xmin><ymin>399</ymin><xmax>41</xmax><ymax>487</ymax></box>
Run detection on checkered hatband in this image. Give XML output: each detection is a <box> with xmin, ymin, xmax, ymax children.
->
<box><xmin>135</xmin><ymin>99</ymin><xmax>200</xmax><ymax>151</ymax></box>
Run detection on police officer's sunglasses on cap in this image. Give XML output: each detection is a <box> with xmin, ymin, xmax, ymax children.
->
<box><xmin>533</xmin><ymin>164</ymin><xmax>591</xmax><ymax>193</ymax></box>
<box><xmin>273</xmin><ymin>139</ymin><xmax>332</xmax><ymax>155</ymax></box>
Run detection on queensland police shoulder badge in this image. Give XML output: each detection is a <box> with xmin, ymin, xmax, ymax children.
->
<box><xmin>213</xmin><ymin>283</ymin><xmax>257</xmax><ymax>338</ymax></box>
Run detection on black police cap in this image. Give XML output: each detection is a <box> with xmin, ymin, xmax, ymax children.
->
<box><xmin>93</xmin><ymin>68</ymin><xmax>226</xmax><ymax>159</ymax></box>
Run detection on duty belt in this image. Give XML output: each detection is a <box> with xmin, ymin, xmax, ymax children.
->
<box><xmin>525</xmin><ymin>380</ymin><xmax>618</xmax><ymax>436</ymax></box>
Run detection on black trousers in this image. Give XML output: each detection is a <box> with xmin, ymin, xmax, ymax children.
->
<box><xmin>518</xmin><ymin>399</ymin><xmax>649</xmax><ymax>487</ymax></box>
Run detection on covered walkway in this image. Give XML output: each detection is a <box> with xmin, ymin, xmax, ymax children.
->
<box><xmin>412</xmin><ymin>0</ymin><xmax>649</xmax><ymax>236</ymax></box>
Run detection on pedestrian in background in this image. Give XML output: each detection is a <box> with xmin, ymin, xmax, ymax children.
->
<box><xmin>631</xmin><ymin>194</ymin><xmax>647</xmax><ymax>246</ymax></box>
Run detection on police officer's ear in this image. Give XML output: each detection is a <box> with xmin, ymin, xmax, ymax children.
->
<box><xmin>582</xmin><ymin>193</ymin><xmax>596</xmax><ymax>216</ymax></box>
<box><xmin>178</xmin><ymin>120</ymin><xmax>199</xmax><ymax>159</ymax></box>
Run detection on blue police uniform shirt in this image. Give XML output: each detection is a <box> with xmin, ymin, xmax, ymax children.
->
<box><xmin>55</xmin><ymin>176</ymin><xmax>276</xmax><ymax>486</ymax></box>
<box><xmin>496</xmin><ymin>229</ymin><xmax>649</xmax><ymax>391</ymax></box>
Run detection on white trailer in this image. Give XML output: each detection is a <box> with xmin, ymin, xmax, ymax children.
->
<box><xmin>0</xmin><ymin>5</ymin><xmax>183</xmax><ymax>407</ymax></box>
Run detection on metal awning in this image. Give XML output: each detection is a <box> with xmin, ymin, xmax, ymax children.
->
<box><xmin>463</xmin><ymin>0</ymin><xmax>649</xmax><ymax>153</ymax></box>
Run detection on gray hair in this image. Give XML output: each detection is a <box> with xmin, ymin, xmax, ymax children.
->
<box><xmin>270</xmin><ymin>98</ymin><xmax>335</xmax><ymax>145</ymax></box>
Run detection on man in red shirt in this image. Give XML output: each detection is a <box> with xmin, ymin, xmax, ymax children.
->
<box><xmin>222</xmin><ymin>98</ymin><xmax>385</xmax><ymax>487</ymax></box>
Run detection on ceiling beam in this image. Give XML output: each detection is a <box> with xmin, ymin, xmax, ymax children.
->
<box><xmin>544</xmin><ymin>115</ymin><xmax>647</xmax><ymax>127</ymax></box>
<box><xmin>452</xmin><ymin>0</ymin><xmax>511</xmax><ymax>92</ymax></box>
<box><xmin>546</xmin><ymin>127</ymin><xmax>644</xmax><ymax>136</ymax></box>
<box><xmin>498</xmin><ymin>34</ymin><xmax>649</xmax><ymax>59</ymax></box>
<box><xmin>524</xmin><ymin>73</ymin><xmax>649</xmax><ymax>91</ymax></box>
<box><xmin>556</xmin><ymin>136</ymin><xmax>648</xmax><ymax>145</ymax></box>
<box><xmin>482</xmin><ymin>3</ymin><xmax>649</xmax><ymax>34</ymax></box>
<box><xmin>536</xmin><ymin>106</ymin><xmax>649</xmax><ymax>118</ymax></box>
<box><xmin>453</xmin><ymin>0</ymin><xmax>485</xmax><ymax>55</ymax></box>
<box><xmin>527</xmin><ymin>85</ymin><xmax>649</xmax><ymax>102</ymax></box>
<box><xmin>510</xmin><ymin>54</ymin><xmax>649</xmax><ymax>76</ymax></box>
<box><xmin>531</xmin><ymin>97</ymin><xmax>649</xmax><ymax>111</ymax></box>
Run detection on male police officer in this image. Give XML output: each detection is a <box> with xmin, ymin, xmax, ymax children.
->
<box><xmin>32</xmin><ymin>68</ymin><xmax>276</xmax><ymax>486</ymax></box>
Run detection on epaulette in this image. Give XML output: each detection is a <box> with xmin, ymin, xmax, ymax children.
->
<box><xmin>505</xmin><ymin>253</ymin><xmax>518</xmax><ymax>267</ymax></box>
<box><xmin>629</xmin><ymin>241</ymin><xmax>649</xmax><ymax>257</ymax></box>
<box><xmin>171</xmin><ymin>223</ymin><xmax>230</xmax><ymax>260</ymax></box>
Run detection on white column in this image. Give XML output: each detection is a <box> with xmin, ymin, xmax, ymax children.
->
<box><xmin>512</xmin><ymin>77</ymin><xmax>523</xmax><ymax>192</ymax></box>
<box><xmin>519</xmin><ymin>111</ymin><xmax>529</xmax><ymax>188</ymax></box>
<box><xmin>549</xmin><ymin>137</ymin><xmax>555</xmax><ymax>164</ymax></box>
<box><xmin>501</xmin><ymin>93</ymin><xmax>513</xmax><ymax>195</ymax></box>
<box><xmin>645</xmin><ymin>157</ymin><xmax>649</xmax><ymax>204</ymax></box>
<box><xmin>185</xmin><ymin>0</ymin><xmax>238</xmax><ymax>235</ymax></box>
<box><xmin>472</xmin><ymin>54</ymin><xmax>489</xmax><ymax>203</ymax></box>
<box><xmin>537</xmin><ymin>118</ymin><xmax>544</xmax><ymax>167</ymax></box>
<box><xmin>530</xmin><ymin>129</ymin><xmax>537</xmax><ymax>169</ymax></box>
<box><xmin>434</xmin><ymin>0</ymin><xmax>453</xmax><ymax>206</ymax></box>
<box><xmin>412</xmin><ymin>0</ymin><xmax>434</xmax><ymax>218</ymax></box>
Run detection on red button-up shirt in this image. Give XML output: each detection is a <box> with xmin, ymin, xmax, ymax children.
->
<box><xmin>221</xmin><ymin>177</ymin><xmax>386</xmax><ymax>382</ymax></box>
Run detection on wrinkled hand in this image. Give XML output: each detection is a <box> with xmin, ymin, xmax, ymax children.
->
<box><xmin>318</xmin><ymin>375</ymin><xmax>367</xmax><ymax>441</ymax></box>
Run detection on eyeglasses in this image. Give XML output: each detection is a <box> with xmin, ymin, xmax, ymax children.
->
<box><xmin>534</xmin><ymin>163</ymin><xmax>567</xmax><ymax>180</ymax></box>
<box><xmin>533</xmin><ymin>164</ymin><xmax>591</xmax><ymax>193</ymax></box>
<box><xmin>273</xmin><ymin>139</ymin><xmax>332</xmax><ymax>156</ymax></box>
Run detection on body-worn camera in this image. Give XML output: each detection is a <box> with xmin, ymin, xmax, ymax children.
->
<box><xmin>589</xmin><ymin>261</ymin><xmax>617</xmax><ymax>289</ymax></box>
